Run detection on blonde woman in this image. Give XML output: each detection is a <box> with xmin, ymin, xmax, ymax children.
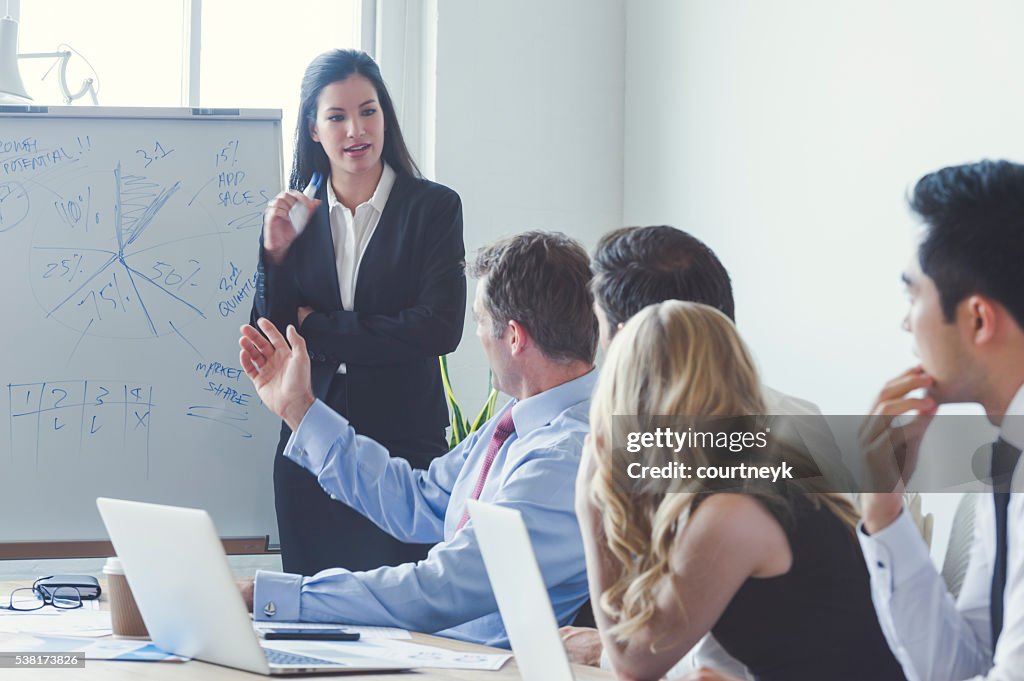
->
<box><xmin>576</xmin><ymin>302</ymin><xmax>906</xmax><ymax>681</ymax></box>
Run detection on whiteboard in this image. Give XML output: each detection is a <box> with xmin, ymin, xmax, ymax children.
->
<box><xmin>0</xmin><ymin>107</ymin><xmax>284</xmax><ymax>547</ymax></box>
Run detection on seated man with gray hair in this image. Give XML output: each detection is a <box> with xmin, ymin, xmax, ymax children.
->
<box><xmin>238</xmin><ymin>231</ymin><xmax>598</xmax><ymax>647</ymax></box>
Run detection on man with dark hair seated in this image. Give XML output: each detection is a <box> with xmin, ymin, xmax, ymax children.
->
<box><xmin>563</xmin><ymin>225</ymin><xmax>849</xmax><ymax>679</ymax></box>
<box><xmin>859</xmin><ymin>160</ymin><xmax>1024</xmax><ymax>680</ymax></box>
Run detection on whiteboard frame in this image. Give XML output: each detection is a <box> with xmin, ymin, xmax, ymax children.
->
<box><xmin>0</xmin><ymin>106</ymin><xmax>282</xmax><ymax>121</ymax></box>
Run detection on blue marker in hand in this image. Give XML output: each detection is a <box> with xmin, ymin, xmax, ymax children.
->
<box><xmin>287</xmin><ymin>171</ymin><xmax>322</xmax><ymax>236</ymax></box>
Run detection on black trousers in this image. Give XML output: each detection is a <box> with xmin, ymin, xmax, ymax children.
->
<box><xmin>273</xmin><ymin>373</ymin><xmax>448</xmax><ymax>576</ymax></box>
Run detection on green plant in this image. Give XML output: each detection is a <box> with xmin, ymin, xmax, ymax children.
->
<box><xmin>440</xmin><ymin>355</ymin><xmax>499</xmax><ymax>450</ymax></box>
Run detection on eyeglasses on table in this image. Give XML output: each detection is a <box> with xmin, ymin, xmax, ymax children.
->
<box><xmin>1</xmin><ymin>577</ymin><xmax>83</xmax><ymax>611</ymax></box>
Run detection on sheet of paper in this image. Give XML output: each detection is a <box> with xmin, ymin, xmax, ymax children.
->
<box><xmin>368</xmin><ymin>639</ymin><xmax>511</xmax><ymax>670</ymax></box>
<box><xmin>0</xmin><ymin>610</ymin><xmax>111</xmax><ymax>637</ymax></box>
<box><xmin>252</xmin><ymin>622</ymin><xmax>410</xmax><ymax>639</ymax></box>
<box><xmin>0</xmin><ymin>634</ymin><xmax>187</xmax><ymax>662</ymax></box>
<box><xmin>263</xmin><ymin>637</ymin><xmax>511</xmax><ymax>671</ymax></box>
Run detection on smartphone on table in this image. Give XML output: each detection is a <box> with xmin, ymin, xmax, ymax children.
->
<box><xmin>258</xmin><ymin>628</ymin><xmax>360</xmax><ymax>641</ymax></box>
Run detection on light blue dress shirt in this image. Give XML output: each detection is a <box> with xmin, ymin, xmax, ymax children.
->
<box><xmin>253</xmin><ymin>369</ymin><xmax>596</xmax><ymax>647</ymax></box>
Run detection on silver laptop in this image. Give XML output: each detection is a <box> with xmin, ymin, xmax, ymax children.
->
<box><xmin>96</xmin><ymin>497</ymin><xmax>410</xmax><ymax>675</ymax></box>
<box><xmin>468</xmin><ymin>499</ymin><xmax>582</xmax><ymax>681</ymax></box>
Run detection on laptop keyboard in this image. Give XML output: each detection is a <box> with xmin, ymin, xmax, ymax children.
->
<box><xmin>264</xmin><ymin>648</ymin><xmax>343</xmax><ymax>667</ymax></box>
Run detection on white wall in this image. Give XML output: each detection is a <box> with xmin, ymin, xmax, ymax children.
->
<box><xmin>623</xmin><ymin>0</ymin><xmax>1024</xmax><ymax>413</ymax></box>
<box><xmin>623</xmin><ymin>0</ymin><xmax>1024</xmax><ymax>555</ymax></box>
<box><xmin>430</xmin><ymin>0</ymin><xmax>626</xmax><ymax>411</ymax></box>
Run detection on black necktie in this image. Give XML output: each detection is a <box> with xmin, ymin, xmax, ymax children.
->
<box><xmin>991</xmin><ymin>437</ymin><xmax>1022</xmax><ymax>649</ymax></box>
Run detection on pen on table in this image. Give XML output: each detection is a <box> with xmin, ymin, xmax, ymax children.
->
<box><xmin>287</xmin><ymin>171</ymin><xmax>322</xmax><ymax>236</ymax></box>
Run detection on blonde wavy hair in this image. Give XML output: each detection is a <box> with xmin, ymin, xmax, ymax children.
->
<box><xmin>588</xmin><ymin>301</ymin><xmax>857</xmax><ymax>643</ymax></box>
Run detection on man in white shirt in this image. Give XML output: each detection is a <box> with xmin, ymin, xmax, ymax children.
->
<box><xmin>859</xmin><ymin>160</ymin><xmax>1024</xmax><ymax>681</ymax></box>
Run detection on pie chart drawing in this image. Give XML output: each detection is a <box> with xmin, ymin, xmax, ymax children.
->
<box><xmin>30</xmin><ymin>163</ymin><xmax>224</xmax><ymax>340</ymax></box>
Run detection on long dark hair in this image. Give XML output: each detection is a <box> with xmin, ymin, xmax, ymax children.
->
<box><xmin>289</xmin><ymin>49</ymin><xmax>420</xmax><ymax>190</ymax></box>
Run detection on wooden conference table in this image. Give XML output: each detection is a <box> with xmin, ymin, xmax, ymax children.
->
<box><xmin>0</xmin><ymin>580</ymin><xmax>614</xmax><ymax>680</ymax></box>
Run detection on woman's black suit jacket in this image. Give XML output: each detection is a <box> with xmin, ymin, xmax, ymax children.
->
<box><xmin>253</xmin><ymin>173</ymin><xmax>465</xmax><ymax>447</ymax></box>
<box><xmin>251</xmin><ymin>173</ymin><xmax>466</xmax><ymax>574</ymax></box>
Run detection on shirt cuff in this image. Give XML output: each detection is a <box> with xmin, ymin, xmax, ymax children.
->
<box><xmin>857</xmin><ymin>509</ymin><xmax>933</xmax><ymax>594</ymax></box>
<box><xmin>253</xmin><ymin>570</ymin><xmax>303</xmax><ymax>622</ymax></box>
<box><xmin>283</xmin><ymin>399</ymin><xmax>352</xmax><ymax>474</ymax></box>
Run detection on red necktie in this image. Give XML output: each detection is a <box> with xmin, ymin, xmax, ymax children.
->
<box><xmin>456</xmin><ymin>409</ymin><xmax>516</xmax><ymax>531</ymax></box>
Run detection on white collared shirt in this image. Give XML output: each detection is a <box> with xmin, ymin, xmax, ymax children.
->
<box><xmin>858</xmin><ymin>382</ymin><xmax>1024</xmax><ymax>681</ymax></box>
<box><xmin>325</xmin><ymin>163</ymin><xmax>395</xmax><ymax>373</ymax></box>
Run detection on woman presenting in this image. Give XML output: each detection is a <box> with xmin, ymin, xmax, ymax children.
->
<box><xmin>252</xmin><ymin>49</ymin><xmax>466</xmax><ymax>576</ymax></box>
